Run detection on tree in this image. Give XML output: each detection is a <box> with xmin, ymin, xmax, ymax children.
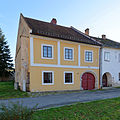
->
<box><xmin>0</xmin><ymin>28</ymin><xmax>14</xmax><ymax>80</ymax></box>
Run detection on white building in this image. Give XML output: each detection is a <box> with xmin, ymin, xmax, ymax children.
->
<box><xmin>92</xmin><ymin>35</ymin><xmax>120</xmax><ymax>87</ymax></box>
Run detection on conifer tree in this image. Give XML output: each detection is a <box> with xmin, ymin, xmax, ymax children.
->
<box><xmin>0</xmin><ymin>28</ymin><xmax>13</xmax><ymax>79</ymax></box>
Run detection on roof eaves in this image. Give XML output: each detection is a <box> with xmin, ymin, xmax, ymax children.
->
<box><xmin>30</xmin><ymin>33</ymin><xmax>101</xmax><ymax>46</ymax></box>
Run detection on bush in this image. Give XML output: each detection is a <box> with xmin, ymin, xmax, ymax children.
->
<box><xmin>0</xmin><ymin>102</ymin><xmax>37</xmax><ymax>120</ymax></box>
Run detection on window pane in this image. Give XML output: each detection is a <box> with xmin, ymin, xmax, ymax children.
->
<box><xmin>44</xmin><ymin>72</ymin><xmax>52</xmax><ymax>83</ymax></box>
<box><xmin>65</xmin><ymin>48</ymin><xmax>73</xmax><ymax>60</ymax></box>
<box><xmin>48</xmin><ymin>47</ymin><xmax>52</xmax><ymax>58</ymax></box>
<box><xmin>85</xmin><ymin>51</ymin><xmax>92</xmax><ymax>61</ymax></box>
<box><xmin>65</xmin><ymin>73</ymin><xmax>72</xmax><ymax>83</ymax></box>
<box><xmin>65</xmin><ymin>48</ymin><xmax>69</xmax><ymax>59</ymax></box>
<box><xmin>43</xmin><ymin>46</ymin><xmax>47</xmax><ymax>57</ymax></box>
<box><xmin>119</xmin><ymin>54</ymin><xmax>120</xmax><ymax>62</ymax></box>
<box><xmin>69</xmin><ymin>49</ymin><xmax>73</xmax><ymax>59</ymax></box>
<box><xmin>104</xmin><ymin>52</ymin><xmax>110</xmax><ymax>61</ymax></box>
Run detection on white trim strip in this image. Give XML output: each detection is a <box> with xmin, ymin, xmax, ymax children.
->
<box><xmin>78</xmin><ymin>45</ymin><xmax>80</xmax><ymax>66</ymax></box>
<box><xmin>30</xmin><ymin>36</ymin><xmax>99</xmax><ymax>69</ymax></box>
<box><xmin>58</xmin><ymin>41</ymin><xmax>60</xmax><ymax>65</ymax></box>
<box><xmin>31</xmin><ymin>63</ymin><xmax>99</xmax><ymax>69</ymax></box>
<box><xmin>30</xmin><ymin>37</ymin><xmax>34</xmax><ymax>66</ymax></box>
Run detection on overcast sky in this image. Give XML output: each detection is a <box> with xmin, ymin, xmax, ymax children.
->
<box><xmin>0</xmin><ymin>0</ymin><xmax>120</xmax><ymax>64</ymax></box>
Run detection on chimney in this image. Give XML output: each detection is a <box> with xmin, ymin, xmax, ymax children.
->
<box><xmin>102</xmin><ymin>34</ymin><xmax>106</xmax><ymax>39</ymax></box>
<box><xmin>85</xmin><ymin>28</ymin><xmax>89</xmax><ymax>36</ymax></box>
<box><xmin>51</xmin><ymin>18</ymin><xmax>57</xmax><ymax>24</ymax></box>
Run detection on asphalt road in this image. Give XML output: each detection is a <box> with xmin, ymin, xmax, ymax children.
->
<box><xmin>0</xmin><ymin>88</ymin><xmax>120</xmax><ymax>110</ymax></box>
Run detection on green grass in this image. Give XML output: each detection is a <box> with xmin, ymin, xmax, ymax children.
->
<box><xmin>33</xmin><ymin>97</ymin><xmax>120</xmax><ymax>120</ymax></box>
<box><xmin>0</xmin><ymin>81</ymin><xmax>29</xmax><ymax>99</ymax></box>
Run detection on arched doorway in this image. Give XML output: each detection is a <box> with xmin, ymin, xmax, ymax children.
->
<box><xmin>102</xmin><ymin>72</ymin><xmax>112</xmax><ymax>87</ymax></box>
<box><xmin>81</xmin><ymin>72</ymin><xmax>95</xmax><ymax>90</ymax></box>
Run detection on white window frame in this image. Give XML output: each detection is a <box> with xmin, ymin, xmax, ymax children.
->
<box><xmin>41</xmin><ymin>44</ymin><xmax>54</xmax><ymax>59</ymax></box>
<box><xmin>104</xmin><ymin>52</ymin><xmax>110</xmax><ymax>61</ymax></box>
<box><xmin>118</xmin><ymin>53</ymin><xmax>120</xmax><ymax>63</ymax></box>
<box><xmin>64</xmin><ymin>47</ymin><xmax>74</xmax><ymax>61</ymax></box>
<box><xmin>119</xmin><ymin>73</ymin><xmax>120</xmax><ymax>81</ymax></box>
<box><xmin>64</xmin><ymin>71</ymin><xmax>74</xmax><ymax>84</ymax></box>
<box><xmin>42</xmin><ymin>71</ymin><xmax>54</xmax><ymax>85</ymax></box>
<box><xmin>84</xmin><ymin>50</ymin><xmax>93</xmax><ymax>63</ymax></box>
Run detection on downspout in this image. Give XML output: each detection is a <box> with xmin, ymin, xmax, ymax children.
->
<box><xmin>99</xmin><ymin>47</ymin><xmax>103</xmax><ymax>89</ymax></box>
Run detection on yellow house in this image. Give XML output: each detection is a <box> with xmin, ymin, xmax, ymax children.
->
<box><xmin>15</xmin><ymin>14</ymin><xmax>102</xmax><ymax>92</ymax></box>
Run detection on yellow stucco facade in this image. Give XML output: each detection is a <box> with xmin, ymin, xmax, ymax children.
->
<box><xmin>29</xmin><ymin>35</ymin><xmax>100</xmax><ymax>92</ymax></box>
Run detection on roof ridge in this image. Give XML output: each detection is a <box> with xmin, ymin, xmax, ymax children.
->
<box><xmin>71</xmin><ymin>26</ymin><xmax>102</xmax><ymax>45</ymax></box>
<box><xmin>91</xmin><ymin>36</ymin><xmax>120</xmax><ymax>44</ymax></box>
<box><xmin>24</xmin><ymin>16</ymin><xmax>72</xmax><ymax>30</ymax></box>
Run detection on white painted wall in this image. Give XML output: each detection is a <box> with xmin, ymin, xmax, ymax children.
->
<box><xmin>101</xmin><ymin>47</ymin><xmax>120</xmax><ymax>87</ymax></box>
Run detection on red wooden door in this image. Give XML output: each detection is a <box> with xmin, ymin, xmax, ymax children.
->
<box><xmin>82</xmin><ymin>73</ymin><xmax>95</xmax><ymax>90</ymax></box>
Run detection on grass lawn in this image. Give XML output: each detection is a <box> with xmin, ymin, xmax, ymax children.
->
<box><xmin>33</xmin><ymin>97</ymin><xmax>120</xmax><ymax>120</ymax></box>
<box><xmin>0</xmin><ymin>81</ymin><xmax>29</xmax><ymax>99</ymax></box>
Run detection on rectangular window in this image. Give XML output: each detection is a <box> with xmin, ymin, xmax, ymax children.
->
<box><xmin>42</xmin><ymin>44</ymin><xmax>53</xmax><ymax>59</ymax></box>
<box><xmin>42</xmin><ymin>71</ymin><xmax>54</xmax><ymax>85</ymax></box>
<box><xmin>119</xmin><ymin>73</ymin><xmax>120</xmax><ymax>81</ymax></box>
<box><xmin>119</xmin><ymin>54</ymin><xmax>120</xmax><ymax>62</ymax></box>
<box><xmin>104</xmin><ymin>52</ymin><xmax>110</xmax><ymax>61</ymax></box>
<box><xmin>64</xmin><ymin>48</ymin><xmax>73</xmax><ymax>60</ymax></box>
<box><xmin>64</xmin><ymin>72</ymin><xmax>74</xmax><ymax>84</ymax></box>
<box><xmin>85</xmin><ymin>51</ymin><xmax>93</xmax><ymax>62</ymax></box>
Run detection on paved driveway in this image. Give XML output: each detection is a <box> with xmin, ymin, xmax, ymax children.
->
<box><xmin>0</xmin><ymin>88</ymin><xmax>120</xmax><ymax>110</ymax></box>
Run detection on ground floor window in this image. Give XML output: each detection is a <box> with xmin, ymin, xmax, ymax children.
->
<box><xmin>42</xmin><ymin>71</ymin><xmax>54</xmax><ymax>85</ymax></box>
<box><xmin>64</xmin><ymin>72</ymin><xmax>74</xmax><ymax>84</ymax></box>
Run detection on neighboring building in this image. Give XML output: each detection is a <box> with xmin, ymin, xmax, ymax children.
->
<box><xmin>91</xmin><ymin>35</ymin><xmax>120</xmax><ymax>87</ymax></box>
<box><xmin>15</xmin><ymin>14</ymin><xmax>101</xmax><ymax>92</ymax></box>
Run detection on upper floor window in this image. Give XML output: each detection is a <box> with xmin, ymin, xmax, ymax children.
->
<box><xmin>64</xmin><ymin>72</ymin><xmax>74</xmax><ymax>84</ymax></box>
<box><xmin>119</xmin><ymin>54</ymin><xmax>120</xmax><ymax>63</ymax></box>
<box><xmin>119</xmin><ymin>73</ymin><xmax>120</xmax><ymax>81</ymax></box>
<box><xmin>42</xmin><ymin>44</ymin><xmax>53</xmax><ymax>59</ymax></box>
<box><xmin>104</xmin><ymin>52</ymin><xmax>110</xmax><ymax>61</ymax></box>
<box><xmin>85</xmin><ymin>50</ymin><xmax>93</xmax><ymax>62</ymax></box>
<box><xmin>64</xmin><ymin>47</ymin><xmax>74</xmax><ymax>60</ymax></box>
<box><xmin>42</xmin><ymin>71</ymin><xmax>54</xmax><ymax>85</ymax></box>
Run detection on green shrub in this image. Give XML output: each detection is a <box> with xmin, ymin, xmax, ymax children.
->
<box><xmin>0</xmin><ymin>102</ymin><xmax>37</xmax><ymax>120</ymax></box>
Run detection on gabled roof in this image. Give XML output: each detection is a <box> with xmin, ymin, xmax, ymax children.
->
<box><xmin>91</xmin><ymin>36</ymin><xmax>120</xmax><ymax>49</ymax></box>
<box><xmin>22</xmin><ymin>15</ymin><xmax>101</xmax><ymax>46</ymax></box>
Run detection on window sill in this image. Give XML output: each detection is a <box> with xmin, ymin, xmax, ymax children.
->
<box><xmin>64</xmin><ymin>59</ymin><xmax>74</xmax><ymax>61</ymax></box>
<box><xmin>41</xmin><ymin>57</ymin><xmax>54</xmax><ymax>59</ymax></box>
<box><xmin>42</xmin><ymin>83</ymin><xmax>54</xmax><ymax>85</ymax></box>
<box><xmin>64</xmin><ymin>83</ymin><xmax>74</xmax><ymax>84</ymax></box>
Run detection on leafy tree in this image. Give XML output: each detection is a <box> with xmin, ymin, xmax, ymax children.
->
<box><xmin>0</xmin><ymin>28</ymin><xmax>14</xmax><ymax>80</ymax></box>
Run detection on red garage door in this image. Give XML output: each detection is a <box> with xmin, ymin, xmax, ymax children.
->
<box><xmin>82</xmin><ymin>73</ymin><xmax>95</xmax><ymax>90</ymax></box>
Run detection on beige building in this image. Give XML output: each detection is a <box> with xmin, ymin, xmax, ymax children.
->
<box><xmin>15</xmin><ymin>14</ymin><xmax>101</xmax><ymax>92</ymax></box>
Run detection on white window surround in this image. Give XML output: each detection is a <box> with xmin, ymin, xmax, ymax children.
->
<box><xmin>64</xmin><ymin>71</ymin><xmax>74</xmax><ymax>84</ymax></box>
<box><xmin>64</xmin><ymin>47</ymin><xmax>74</xmax><ymax>61</ymax></box>
<box><xmin>41</xmin><ymin>44</ymin><xmax>54</xmax><ymax>59</ymax></box>
<box><xmin>84</xmin><ymin>50</ymin><xmax>93</xmax><ymax>63</ymax></box>
<box><xmin>118</xmin><ymin>53</ymin><xmax>120</xmax><ymax>63</ymax></box>
<box><xmin>104</xmin><ymin>52</ymin><xmax>110</xmax><ymax>61</ymax></box>
<box><xmin>30</xmin><ymin>37</ymin><xmax>99</xmax><ymax>69</ymax></box>
<box><xmin>42</xmin><ymin>71</ymin><xmax>54</xmax><ymax>85</ymax></box>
